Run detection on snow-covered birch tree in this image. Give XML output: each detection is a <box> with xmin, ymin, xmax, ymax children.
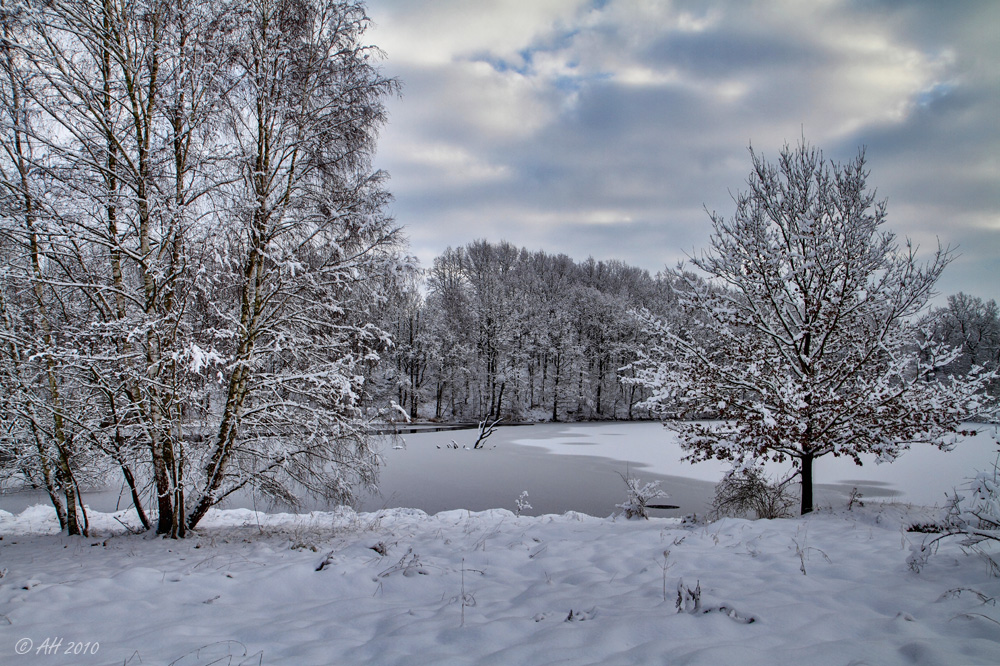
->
<box><xmin>0</xmin><ymin>0</ymin><xmax>402</xmax><ymax>537</ymax></box>
<box><xmin>0</xmin><ymin>0</ymin><xmax>101</xmax><ymax>536</ymax></box>
<box><xmin>632</xmin><ymin>141</ymin><xmax>993</xmax><ymax>514</ymax></box>
<box><xmin>4</xmin><ymin>0</ymin><xmax>234</xmax><ymax>537</ymax></box>
<box><xmin>183</xmin><ymin>0</ymin><xmax>401</xmax><ymax>531</ymax></box>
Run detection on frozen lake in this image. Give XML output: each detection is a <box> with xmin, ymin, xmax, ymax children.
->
<box><xmin>2</xmin><ymin>422</ymin><xmax>997</xmax><ymax>519</ymax></box>
<box><xmin>359</xmin><ymin>421</ymin><xmax>999</xmax><ymax>516</ymax></box>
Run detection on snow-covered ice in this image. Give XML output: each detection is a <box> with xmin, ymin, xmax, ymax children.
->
<box><xmin>506</xmin><ymin>422</ymin><xmax>1000</xmax><ymax>507</ymax></box>
<box><xmin>361</xmin><ymin>422</ymin><xmax>1000</xmax><ymax>516</ymax></box>
<box><xmin>2</xmin><ymin>503</ymin><xmax>999</xmax><ymax>665</ymax></box>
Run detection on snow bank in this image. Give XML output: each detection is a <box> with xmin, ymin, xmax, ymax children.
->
<box><xmin>2</xmin><ymin>504</ymin><xmax>999</xmax><ymax>665</ymax></box>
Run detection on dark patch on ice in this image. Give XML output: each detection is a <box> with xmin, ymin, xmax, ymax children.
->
<box><xmin>835</xmin><ymin>479</ymin><xmax>896</xmax><ymax>487</ymax></box>
<box><xmin>817</xmin><ymin>482</ymin><xmax>903</xmax><ymax>499</ymax></box>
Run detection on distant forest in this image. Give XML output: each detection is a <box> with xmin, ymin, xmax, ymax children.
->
<box><xmin>376</xmin><ymin>240</ymin><xmax>1000</xmax><ymax>423</ymax></box>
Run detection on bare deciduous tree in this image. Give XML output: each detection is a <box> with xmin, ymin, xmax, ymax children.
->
<box><xmin>633</xmin><ymin>140</ymin><xmax>994</xmax><ymax>514</ymax></box>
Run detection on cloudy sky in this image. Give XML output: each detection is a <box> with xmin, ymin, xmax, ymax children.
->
<box><xmin>365</xmin><ymin>0</ymin><xmax>999</xmax><ymax>303</ymax></box>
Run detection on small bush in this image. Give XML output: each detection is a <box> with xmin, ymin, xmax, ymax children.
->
<box><xmin>711</xmin><ymin>467</ymin><xmax>795</xmax><ymax>520</ymax></box>
<box><xmin>616</xmin><ymin>472</ymin><xmax>667</xmax><ymax>520</ymax></box>
<box><xmin>514</xmin><ymin>491</ymin><xmax>532</xmax><ymax>517</ymax></box>
<box><xmin>942</xmin><ymin>460</ymin><xmax>1000</xmax><ymax>575</ymax></box>
<box><xmin>912</xmin><ymin>428</ymin><xmax>1000</xmax><ymax>575</ymax></box>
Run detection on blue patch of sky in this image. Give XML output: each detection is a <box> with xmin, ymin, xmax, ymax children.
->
<box><xmin>470</xmin><ymin>25</ymin><xmax>582</xmax><ymax>75</ymax></box>
<box><xmin>470</xmin><ymin>51</ymin><xmax>532</xmax><ymax>76</ymax></box>
<box><xmin>916</xmin><ymin>81</ymin><xmax>955</xmax><ymax>107</ymax></box>
<box><xmin>470</xmin><ymin>36</ymin><xmax>612</xmax><ymax>97</ymax></box>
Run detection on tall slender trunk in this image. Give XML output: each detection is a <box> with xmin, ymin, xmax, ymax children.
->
<box><xmin>0</xmin><ymin>306</ymin><xmax>68</xmax><ymax>529</ymax></box>
<box><xmin>97</xmin><ymin>0</ymin><xmax>156</xmax><ymax>533</ymax></box>
<box><xmin>118</xmin><ymin>3</ymin><xmax>183</xmax><ymax>536</ymax></box>
<box><xmin>2</xmin><ymin>28</ymin><xmax>85</xmax><ymax>535</ymax></box>
<box><xmin>188</xmin><ymin>144</ymin><xmax>271</xmax><ymax>530</ymax></box>
<box><xmin>551</xmin><ymin>351</ymin><xmax>561</xmax><ymax>422</ymax></box>
<box><xmin>117</xmin><ymin>449</ymin><xmax>150</xmax><ymax>529</ymax></box>
<box><xmin>187</xmin><ymin>319</ymin><xmax>258</xmax><ymax>529</ymax></box>
<box><xmin>435</xmin><ymin>381</ymin><xmax>444</xmax><ymax>419</ymax></box>
<box><xmin>595</xmin><ymin>361</ymin><xmax>603</xmax><ymax>416</ymax></box>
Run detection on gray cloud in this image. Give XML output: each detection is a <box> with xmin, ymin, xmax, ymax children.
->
<box><xmin>368</xmin><ymin>0</ymin><xmax>999</xmax><ymax>303</ymax></box>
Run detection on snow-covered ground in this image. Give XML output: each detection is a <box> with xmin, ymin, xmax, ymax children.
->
<box><xmin>2</xmin><ymin>503</ymin><xmax>999</xmax><ymax>665</ymax></box>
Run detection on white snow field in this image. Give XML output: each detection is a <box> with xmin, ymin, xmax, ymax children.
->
<box><xmin>2</xmin><ymin>502</ymin><xmax>1000</xmax><ymax>665</ymax></box>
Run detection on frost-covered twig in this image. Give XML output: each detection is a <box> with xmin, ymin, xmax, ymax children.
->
<box><xmin>515</xmin><ymin>491</ymin><xmax>532</xmax><ymax>517</ymax></box>
<box><xmin>792</xmin><ymin>529</ymin><xmax>832</xmax><ymax>576</ymax></box>
<box><xmin>657</xmin><ymin>550</ymin><xmax>672</xmax><ymax>602</ymax></box>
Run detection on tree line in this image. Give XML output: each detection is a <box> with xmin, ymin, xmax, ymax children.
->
<box><xmin>378</xmin><ymin>240</ymin><xmax>695</xmax><ymax>423</ymax></box>
<box><xmin>378</xmin><ymin>240</ymin><xmax>999</xmax><ymax>430</ymax></box>
<box><xmin>923</xmin><ymin>292</ymin><xmax>1000</xmax><ymax>395</ymax></box>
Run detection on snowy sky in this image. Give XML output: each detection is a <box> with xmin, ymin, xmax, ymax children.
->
<box><xmin>366</xmin><ymin>0</ymin><xmax>999</xmax><ymax>303</ymax></box>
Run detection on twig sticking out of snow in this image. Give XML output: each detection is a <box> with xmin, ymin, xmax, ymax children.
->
<box><xmin>792</xmin><ymin>529</ymin><xmax>832</xmax><ymax>576</ymax></box>
<box><xmin>565</xmin><ymin>608</ymin><xmax>596</xmax><ymax>622</ymax></box>
<box><xmin>515</xmin><ymin>491</ymin><xmax>532</xmax><ymax>517</ymax></box>
<box><xmin>473</xmin><ymin>417</ymin><xmax>503</xmax><ymax>449</ymax></box>
<box><xmin>378</xmin><ymin>547</ymin><xmax>429</xmax><ymax>579</ymax></box>
<box><xmin>937</xmin><ymin>587</ymin><xmax>996</xmax><ymax>605</ymax></box>
<box><xmin>676</xmin><ymin>578</ymin><xmax>702</xmax><ymax>614</ymax></box>
<box><xmin>657</xmin><ymin>550</ymin><xmax>673</xmax><ymax>602</ymax></box>
<box><xmin>166</xmin><ymin>640</ymin><xmax>262</xmax><ymax>666</ymax></box>
<box><xmin>460</xmin><ymin>558</ymin><xmax>474</xmax><ymax>626</ymax></box>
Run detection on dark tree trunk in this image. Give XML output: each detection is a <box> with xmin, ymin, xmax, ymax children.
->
<box><xmin>435</xmin><ymin>381</ymin><xmax>445</xmax><ymax>419</ymax></box>
<box><xmin>800</xmin><ymin>453</ymin><xmax>814</xmax><ymax>515</ymax></box>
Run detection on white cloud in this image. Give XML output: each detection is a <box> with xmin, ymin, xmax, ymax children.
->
<box><xmin>392</xmin><ymin>139</ymin><xmax>511</xmax><ymax>185</ymax></box>
<box><xmin>522</xmin><ymin>208</ymin><xmax>635</xmax><ymax>226</ymax></box>
<box><xmin>369</xmin><ymin>0</ymin><xmax>587</xmax><ymax>67</ymax></box>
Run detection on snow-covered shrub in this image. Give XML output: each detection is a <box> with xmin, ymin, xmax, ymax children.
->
<box><xmin>616</xmin><ymin>473</ymin><xmax>667</xmax><ymax>520</ymax></box>
<box><xmin>675</xmin><ymin>577</ymin><xmax>757</xmax><ymax>623</ymax></box>
<box><xmin>711</xmin><ymin>467</ymin><xmax>795</xmax><ymax>520</ymax></box>
<box><xmin>913</xmin><ymin>429</ymin><xmax>1000</xmax><ymax>574</ymax></box>
<box><xmin>944</xmin><ymin>457</ymin><xmax>1000</xmax><ymax>574</ymax></box>
<box><xmin>515</xmin><ymin>491</ymin><xmax>532</xmax><ymax>517</ymax></box>
<box><xmin>906</xmin><ymin>540</ymin><xmax>938</xmax><ymax>574</ymax></box>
